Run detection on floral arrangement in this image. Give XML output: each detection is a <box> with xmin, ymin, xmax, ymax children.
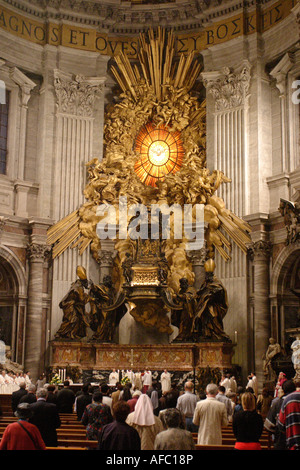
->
<box><xmin>121</xmin><ymin>375</ymin><xmax>130</xmax><ymax>386</ymax></box>
<box><xmin>50</xmin><ymin>373</ymin><xmax>63</xmax><ymax>385</ymax></box>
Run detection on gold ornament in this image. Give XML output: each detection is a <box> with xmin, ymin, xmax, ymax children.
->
<box><xmin>47</xmin><ymin>27</ymin><xmax>251</xmax><ymax>290</ymax></box>
<box><xmin>204</xmin><ymin>259</ymin><xmax>216</xmax><ymax>273</ymax></box>
<box><xmin>76</xmin><ymin>266</ymin><xmax>87</xmax><ymax>280</ymax></box>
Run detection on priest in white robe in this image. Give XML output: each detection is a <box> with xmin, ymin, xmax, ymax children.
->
<box><xmin>160</xmin><ymin>369</ymin><xmax>171</xmax><ymax>394</ymax></box>
<box><xmin>109</xmin><ymin>369</ymin><xmax>119</xmax><ymax>386</ymax></box>
<box><xmin>142</xmin><ymin>369</ymin><xmax>152</xmax><ymax>393</ymax></box>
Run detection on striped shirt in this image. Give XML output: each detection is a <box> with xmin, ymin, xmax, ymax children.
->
<box><xmin>277</xmin><ymin>391</ymin><xmax>300</xmax><ymax>450</ymax></box>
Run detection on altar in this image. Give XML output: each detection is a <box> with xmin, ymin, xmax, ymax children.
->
<box><xmin>50</xmin><ymin>340</ymin><xmax>234</xmax><ymax>373</ymax></box>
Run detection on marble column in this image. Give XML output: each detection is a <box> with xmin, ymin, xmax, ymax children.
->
<box><xmin>248</xmin><ymin>240</ymin><xmax>272</xmax><ymax>390</ymax></box>
<box><xmin>25</xmin><ymin>243</ymin><xmax>50</xmax><ymax>381</ymax></box>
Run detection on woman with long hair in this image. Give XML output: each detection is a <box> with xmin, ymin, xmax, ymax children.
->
<box><xmin>232</xmin><ymin>392</ymin><xmax>264</xmax><ymax>450</ymax></box>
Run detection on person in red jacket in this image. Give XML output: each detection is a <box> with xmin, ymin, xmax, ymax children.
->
<box><xmin>0</xmin><ymin>403</ymin><xmax>46</xmax><ymax>450</ymax></box>
<box><xmin>127</xmin><ymin>390</ymin><xmax>142</xmax><ymax>412</ymax></box>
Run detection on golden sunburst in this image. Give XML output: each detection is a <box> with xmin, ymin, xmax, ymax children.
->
<box><xmin>134</xmin><ymin>122</ymin><xmax>184</xmax><ymax>187</ymax></box>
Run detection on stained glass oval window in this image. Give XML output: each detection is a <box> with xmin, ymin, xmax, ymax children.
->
<box><xmin>134</xmin><ymin>122</ymin><xmax>184</xmax><ymax>187</ymax></box>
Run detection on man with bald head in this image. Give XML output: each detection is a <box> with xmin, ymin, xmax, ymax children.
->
<box><xmin>193</xmin><ymin>383</ymin><xmax>228</xmax><ymax>445</ymax></box>
<box><xmin>176</xmin><ymin>381</ymin><xmax>198</xmax><ymax>432</ymax></box>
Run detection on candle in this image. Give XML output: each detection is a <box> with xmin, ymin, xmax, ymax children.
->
<box><xmin>234</xmin><ymin>331</ymin><xmax>238</xmax><ymax>343</ymax></box>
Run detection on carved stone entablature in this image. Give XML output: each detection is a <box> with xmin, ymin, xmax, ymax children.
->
<box><xmin>279</xmin><ymin>198</ymin><xmax>300</xmax><ymax>245</ymax></box>
<box><xmin>1</xmin><ymin>0</ymin><xmax>256</xmax><ymax>33</ymax></box>
<box><xmin>26</xmin><ymin>243</ymin><xmax>51</xmax><ymax>261</ymax></box>
<box><xmin>247</xmin><ymin>240</ymin><xmax>272</xmax><ymax>262</ymax></box>
<box><xmin>53</xmin><ymin>70</ymin><xmax>104</xmax><ymax>117</ymax></box>
<box><xmin>202</xmin><ymin>61</ymin><xmax>251</xmax><ymax>111</ymax></box>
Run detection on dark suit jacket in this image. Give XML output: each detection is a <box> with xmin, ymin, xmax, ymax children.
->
<box><xmin>56</xmin><ymin>387</ymin><xmax>76</xmax><ymax>413</ymax></box>
<box><xmin>76</xmin><ymin>392</ymin><xmax>92</xmax><ymax>420</ymax></box>
<box><xmin>19</xmin><ymin>393</ymin><xmax>37</xmax><ymax>404</ymax></box>
<box><xmin>46</xmin><ymin>392</ymin><xmax>58</xmax><ymax>405</ymax></box>
<box><xmin>29</xmin><ymin>399</ymin><xmax>61</xmax><ymax>446</ymax></box>
<box><xmin>11</xmin><ymin>388</ymin><xmax>28</xmax><ymax>412</ymax></box>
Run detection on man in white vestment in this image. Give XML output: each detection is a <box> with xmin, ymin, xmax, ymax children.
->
<box><xmin>126</xmin><ymin>369</ymin><xmax>135</xmax><ymax>385</ymax></box>
<box><xmin>24</xmin><ymin>372</ymin><xmax>32</xmax><ymax>387</ymax></box>
<box><xmin>109</xmin><ymin>369</ymin><xmax>119</xmax><ymax>386</ymax></box>
<box><xmin>0</xmin><ymin>371</ymin><xmax>6</xmax><ymax>394</ymax></box>
<box><xmin>142</xmin><ymin>369</ymin><xmax>152</xmax><ymax>393</ymax></box>
<box><xmin>229</xmin><ymin>376</ymin><xmax>237</xmax><ymax>394</ymax></box>
<box><xmin>160</xmin><ymin>370</ymin><xmax>171</xmax><ymax>394</ymax></box>
<box><xmin>134</xmin><ymin>370</ymin><xmax>142</xmax><ymax>391</ymax></box>
<box><xmin>220</xmin><ymin>374</ymin><xmax>231</xmax><ymax>393</ymax></box>
<box><xmin>246</xmin><ymin>372</ymin><xmax>258</xmax><ymax>397</ymax></box>
<box><xmin>250</xmin><ymin>373</ymin><xmax>258</xmax><ymax>396</ymax></box>
<box><xmin>6</xmin><ymin>372</ymin><xmax>15</xmax><ymax>393</ymax></box>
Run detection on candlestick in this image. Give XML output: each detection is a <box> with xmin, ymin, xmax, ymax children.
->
<box><xmin>130</xmin><ymin>348</ymin><xmax>133</xmax><ymax>367</ymax></box>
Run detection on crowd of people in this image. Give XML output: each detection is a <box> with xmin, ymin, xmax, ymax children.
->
<box><xmin>0</xmin><ymin>370</ymin><xmax>32</xmax><ymax>394</ymax></box>
<box><xmin>0</xmin><ymin>368</ymin><xmax>300</xmax><ymax>451</ymax></box>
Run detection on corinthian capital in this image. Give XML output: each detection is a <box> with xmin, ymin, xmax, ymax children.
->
<box><xmin>202</xmin><ymin>61</ymin><xmax>251</xmax><ymax>111</ymax></box>
<box><xmin>187</xmin><ymin>244</ymin><xmax>207</xmax><ymax>265</ymax></box>
<box><xmin>247</xmin><ymin>240</ymin><xmax>272</xmax><ymax>261</ymax></box>
<box><xmin>27</xmin><ymin>243</ymin><xmax>51</xmax><ymax>261</ymax></box>
<box><xmin>54</xmin><ymin>70</ymin><xmax>104</xmax><ymax>117</ymax></box>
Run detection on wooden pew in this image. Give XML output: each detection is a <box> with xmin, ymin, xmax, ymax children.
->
<box><xmin>46</xmin><ymin>446</ymin><xmax>87</xmax><ymax>451</ymax></box>
<box><xmin>56</xmin><ymin>439</ymin><xmax>98</xmax><ymax>449</ymax></box>
<box><xmin>192</xmin><ymin>431</ymin><xmax>272</xmax><ymax>450</ymax></box>
<box><xmin>46</xmin><ymin>446</ymin><xmax>87</xmax><ymax>450</ymax></box>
